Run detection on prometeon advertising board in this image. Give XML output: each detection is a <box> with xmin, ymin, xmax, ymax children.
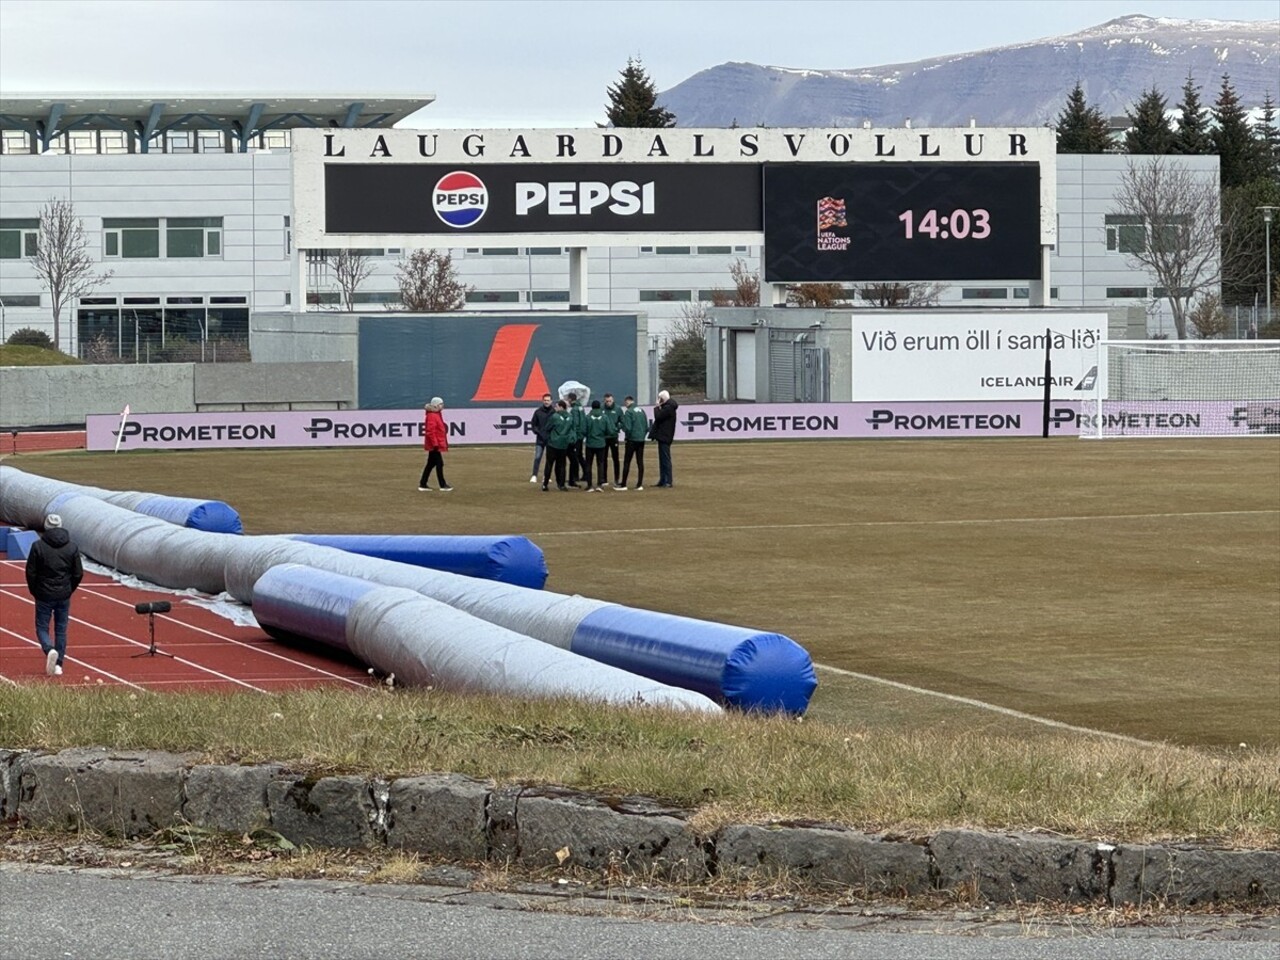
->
<box><xmin>292</xmin><ymin>128</ymin><xmax>1055</xmax><ymax>249</ymax></box>
<box><xmin>325</xmin><ymin>163</ymin><xmax>762</xmax><ymax>236</ymax></box>
<box><xmin>764</xmin><ymin>163</ymin><xmax>1042</xmax><ymax>282</ymax></box>
<box><xmin>356</xmin><ymin>313</ymin><xmax>638</xmax><ymax>409</ymax></box>
<box><xmin>851</xmin><ymin>312</ymin><xmax>1107</xmax><ymax>401</ymax></box>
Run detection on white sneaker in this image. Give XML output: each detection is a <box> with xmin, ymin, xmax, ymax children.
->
<box><xmin>636</xmin><ymin>485</ymin><xmax>644</xmax><ymax>491</ymax></box>
<box><xmin>529</xmin><ymin>475</ymin><xmax>538</xmax><ymax>483</ymax></box>
<box><xmin>45</xmin><ymin>649</ymin><xmax>58</xmax><ymax>675</ymax></box>
<box><xmin>615</xmin><ymin>486</ymin><xmax>627</xmax><ymax>492</ymax></box>
<box><xmin>440</xmin><ymin>486</ymin><xmax>454</xmax><ymax>492</ymax></box>
<box><xmin>53</xmin><ymin>665</ymin><xmax>63</xmax><ymax>676</ymax></box>
<box><xmin>418</xmin><ymin>486</ymin><xmax>432</xmax><ymax>492</ymax></box>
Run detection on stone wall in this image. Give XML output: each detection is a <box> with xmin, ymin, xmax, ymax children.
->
<box><xmin>4</xmin><ymin>747</ymin><xmax>1276</xmax><ymax>906</ymax></box>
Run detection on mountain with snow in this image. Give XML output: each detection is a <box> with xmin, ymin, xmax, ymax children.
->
<box><xmin>658</xmin><ymin>15</ymin><xmax>1279</xmax><ymax>127</ymax></box>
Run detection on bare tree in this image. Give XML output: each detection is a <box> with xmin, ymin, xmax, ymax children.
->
<box><xmin>1188</xmin><ymin>293</ymin><xmax>1230</xmax><ymax>339</ymax></box>
<box><xmin>855</xmin><ymin>282</ymin><xmax>947</xmax><ymax>307</ymax></box>
<box><xmin>330</xmin><ymin>249</ymin><xmax>375</xmax><ymax>311</ymax></box>
<box><xmin>708</xmin><ymin>258</ymin><xmax>761</xmax><ymax>307</ymax></box>
<box><xmin>394</xmin><ymin>249</ymin><xmax>472</xmax><ymax>311</ymax></box>
<box><xmin>1111</xmin><ymin>157</ymin><xmax>1246</xmax><ymax>340</ymax></box>
<box><xmin>29</xmin><ymin>198</ymin><xmax>113</xmax><ymax>352</ymax></box>
<box><xmin>787</xmin><ymin>283</ymin><xmax>851</xmax><ymax>308</ymax></box>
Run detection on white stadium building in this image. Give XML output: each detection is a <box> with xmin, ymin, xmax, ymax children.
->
<box><xmin>0</xmin><ymin>94</ymin><xmax>1223</xmax><ymax>359</ymax></box>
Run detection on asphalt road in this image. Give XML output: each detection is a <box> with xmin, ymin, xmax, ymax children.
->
<box><xmin>2</xmin><ymin>864</ymin><xmax>1276</xmax><ymax>960</ymax></box>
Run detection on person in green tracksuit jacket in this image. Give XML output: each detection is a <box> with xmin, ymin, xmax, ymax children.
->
<box><xmin>582</xmin><ymin>399</ymin><xmax>610</xmax><ymax>491</ymax></box>
<box><xmin>600</xmin><ymin>393</ymin><xmax>623</xmax><ymax>487</ymax></box>
<box><xmin>616</xmin><ymin>395</ymin><xmax>649</xmax><ymax>491</ymax></box>
<box><xmin>566</xmin><ymin>391</ymin><xmax>588</xmax><ymax>488</ymax></box>
<box><xmin>541</xmin><ymin>400</ymin><xmax>575</xmax><ymax>491</ymax></box>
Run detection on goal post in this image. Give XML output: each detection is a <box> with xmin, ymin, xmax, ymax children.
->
<box><xmin>1080</xmin><ymin>340</ymin><xmax>1280</xmax><ymax>439</ymax></box>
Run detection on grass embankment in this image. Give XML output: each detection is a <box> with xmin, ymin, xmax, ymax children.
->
<box><xmin>0</xmin><ymin>345</ymin><xmax>80</xmax><ymax>366</ymax></box>
<box><xmin>2</xmin><ymin>685</ymin><xmax>1275</xmax><ymax>848</ymax></box>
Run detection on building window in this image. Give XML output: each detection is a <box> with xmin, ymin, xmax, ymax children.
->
<box><xmin>1105</xmin><ymin>287</ymin><xmax>1149</xmax><ymax>299</ymax></box>
<box><xmin>960</xmin><ymin>288</ymin><xmax>1009</xmax><ymax>300</ymax></box>
<box><xmin>1013</xmin><ymin>287</ymin><xmax>1059</xmax><ymax>299</ymax></box>
<box><xmin>0</xmin><ymin>294</ymin><xmax>40</xmax><ymax>307</ymax></box>
<box><xmin>105</xmin><ymin>218</ymin><xmax>222</xmax><ymax>259</ymax></box>
<box><xmin>104</xmin><ymin>218</ymin><xmax>161</xmax><ymax>258</ymax></box>
<box><xmin>526</xmin><ymin>247</ymin><xmax>563</xmax><ymax>256</ymax></box>
<box><xmin>166</xmin><ymin>217</ymin><xmax>223</xmax><ymax>258</ymax></box>
<box><xmin>480</xmin><ymin>248</ymin><xmax>519</xmax><ymax>256</ymax></box>
<box><xmin>353</xmin><ymin>292</ymin><xmax>402</xmax><ymax>304</ymax></box>
<box><xmin>0</xmin><ymin>219</ymin><xmax>39</xmax><ymax>259</ymax></box>
<box><xmin>654</xmin><ymin>246</ymin><xmax>691</xmax><ymax>255</ymax></box>
<box><xmin>639</xmin><ymin>289</ymin><xmax>693</xmax><ymax>302</ymax></box>
<box><xmin>1106</xmin><ymin>214</ymin><xmax>1189</xmax><ymax>255</ymax></box>
<box><xmin>697</xmin><ymin>246</ymin><xmax>732</xmax><ymax>255</ymax></box>
<box><xmin>465</xmin><ymin>290</ymin><xmax>520</xmax><ymax>303</ymax></box>
<box><xmin>530</xmin><ymin>290</ymin><xmax>570</xmax><ymax>303</ymax></box>
<box><xmin>209</xmin><ymin>296</ymin><xmax>248</xmax><ymax>304</ymax></box>
<box><xmin>284</xmin><ymin>215</ymin><xmax>292</xmax><ymax>256</ymax></box>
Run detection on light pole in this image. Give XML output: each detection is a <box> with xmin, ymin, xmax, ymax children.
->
<box><xmin>1260</xmin><ymin>206</ymin><xmax>1277</xmax><ymax>333</ymax></box>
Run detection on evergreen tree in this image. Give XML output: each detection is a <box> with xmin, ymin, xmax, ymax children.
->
<box><xmin>1254</xmin><ymin>92</ymin><xmax>1280</xmax><ymax>179</ymax></box>
<box><xmin>1124</xmin><ymin>87</ymin><xmax>1174</xmax><ymax>155</ymax></box>
<box><xmin>1212</xmin><ymin>74</ymin><xmax>1264</xmax><ymax>188</ymax></box>
<box><xmin>1171</xmin><ymin>73</ymin><xmax>1212</xmax><ymax>155</ymax></box>
<box><xmin>1055</xmin><ymin>81</ymin><xmax>1111</xmax><ymax>154</ymax></box>
<box><xmin>604</xmin><ymin>58</ymin><xmax>675</xmax><ymax>128</ymax></box>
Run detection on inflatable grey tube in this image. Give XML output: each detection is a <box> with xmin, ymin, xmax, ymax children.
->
<box><xmin>340</xmin><ymin>576</ymin><xmax>719</xmax><ymax>711</ymax></box>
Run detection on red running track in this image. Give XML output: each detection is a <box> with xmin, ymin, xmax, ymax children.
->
<box><xmin>0</xmin><ymin>559</ymin><xmax>377</xmax><ymax>693</ymax></box>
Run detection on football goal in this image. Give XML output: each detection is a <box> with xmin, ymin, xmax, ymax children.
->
<box><xmin>1079</xmin><ymin>340</ymin><xmax>1280</xmax><ymax>438</ymax></box>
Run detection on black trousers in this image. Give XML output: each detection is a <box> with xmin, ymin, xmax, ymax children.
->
<box><xmin>567</xmin><ymin>440</ymin><xmax>586</xmax><ymax>484</ymax></box>
<box><xmin>657</xmin><ymin>441</ymin><xmax>673</xmax><ymax>486</ymax></box>
<box><xmin>621</xmin><ymin>439</ymin><xmax>645</xmax><ymax>487</ymax></box>
<box><xmin>419</xmin><ymin>450</ymin><xmax>447</xmax><ymax>487</ymax></box>
<box><xmin>585</xmin><ymin>446</ymin><xmax>606</xmax><ymax>488</ymax></box>
<box><xmin>604</xmin><ymin>437</ymin><xmax>620</xmax><ymax>483</ymax></box>
<box><xmin>542</xmin><ymin>446</ymin><xmax>567</xmax><ymax>488</ymax></box>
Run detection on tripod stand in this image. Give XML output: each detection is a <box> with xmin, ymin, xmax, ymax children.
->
<box><xmin>132</xmin><ymin>601</ymin><xmax>175</xmax><ymax>659</ymax></box>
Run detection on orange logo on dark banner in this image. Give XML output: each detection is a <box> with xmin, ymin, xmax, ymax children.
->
<box><xmin>471</xmin><ymin>324</ymin><xmax>551</xmax><ymax>401</ymax></box>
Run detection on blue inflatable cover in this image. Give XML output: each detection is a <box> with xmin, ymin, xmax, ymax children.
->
<box><xmin>134</xmin><ymin>495</ymin><xmax>243</xmax><ymax>534</ymax></box>
<box><xmin>252</xmin><ymin>563</ymin><xmax>380</xmax><ymax>653</ymax></box>
<box><xmin>571</xmin><ymin>606</ymin><xmax>817</xmax><ymax>713</ymax></box>
<box><xmin>291</xmin><ymin>534</ymin><xmax>547</xmax><ymax>589</ymax></box>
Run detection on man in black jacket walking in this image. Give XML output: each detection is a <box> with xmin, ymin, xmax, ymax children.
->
<box><xmin>649</xmin><ymin>389</ymin><xmax>679</xmax><ymax>488</ymax></box>
<box><xmin>25</xmin><ymin>513</ymin><xmax>84</xmax><ymax>677</ymax></box>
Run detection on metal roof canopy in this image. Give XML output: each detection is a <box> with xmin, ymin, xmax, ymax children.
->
<box><xmin>0</xmin><ymin>95</ymin><xmax>435</xmax><ymax>152</ymax></box>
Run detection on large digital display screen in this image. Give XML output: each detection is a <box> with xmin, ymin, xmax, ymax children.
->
<box><xmin>764</xmin><ymin>163</ymin><xmax>1042</xmax><ymax>282</ymax></box>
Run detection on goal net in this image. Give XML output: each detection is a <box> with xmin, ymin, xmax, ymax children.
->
<box><xmin>1079</xmin><ymin>340</ymin><xmax>1280</xmax><ymax>438</ymax></box>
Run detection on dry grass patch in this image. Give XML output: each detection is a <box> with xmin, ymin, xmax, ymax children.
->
<box><xmin>2</xmin><ymin>685</ymin><xmax>1276</xmax><ymax>847</ymax></box>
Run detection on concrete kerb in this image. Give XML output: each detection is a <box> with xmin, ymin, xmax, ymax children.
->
<box><xmin>4</xmin><ymin>746</ymin><xmax>1278</xmax><ymax>907</ymax></box>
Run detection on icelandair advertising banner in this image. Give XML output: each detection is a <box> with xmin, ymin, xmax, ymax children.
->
<box><xmin>86</xmin><ymin>401</ymin><xmax>1267</xmax><ymax>450</ymax></box>
<box><xmin>851</xmin><ymin>311</ymin><xmax>1107</xmax><ymax>401</ymax></box>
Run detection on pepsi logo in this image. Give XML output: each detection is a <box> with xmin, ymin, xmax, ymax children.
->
<box><xmin>432</xmin><ymin>171</ymin><xmax>488</xmax><ymax>229</ymax></box>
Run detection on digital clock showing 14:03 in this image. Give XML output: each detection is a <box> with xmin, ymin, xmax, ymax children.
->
<box><xmin>897</xmin><ymin>208</ymin><xmax>991</xmax><ymax>240</ymax></box>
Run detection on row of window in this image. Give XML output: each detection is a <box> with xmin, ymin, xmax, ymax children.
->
<box><xmin>103</xmin><ymin>218</ymin><xmax>222</xmax><ymax>259</ymax></box>
<box><xmin>0</xmin><ymin>217</ymin><xmax>224</xmax><ymax>259</ymax></box>
<box><xmin>1</xmin><ymin>129</ymin><xmax>291</xmax><ymax>156</ymax></box>
<box><xmin>1103</xmin><ymin>214</ymin><xmax>1189</xmax><ymax>255</ymax></box>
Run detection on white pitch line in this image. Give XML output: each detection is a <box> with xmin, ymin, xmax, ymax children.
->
<box><xmin>814</xmin><ymin>663</ymin><xmax>1161</xmax><ymax>747</ymax></box>
<box><xmin>1</xmin><ymin>625</ymin><xmax>147</xmax><ymax>691</ymax></box>
<box><xmin>528</xmin><ymin>508</ymin><xmax>1278</xmax><ymax>538</ymax></box>
<box><xmin>0</xmin><ymin>589</ymin><xmax>266</xmax><ymax>693</ymax></box>
<box><xmin>78</xmin><ymin>586</ymin><xmax>370</xmax><ymax>689</ymax></box>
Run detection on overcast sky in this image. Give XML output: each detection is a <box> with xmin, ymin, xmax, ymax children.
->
<box><xmin>0</xmin><ymin>0</ymin><xmax>1275</xmax><ymax>127</ymax></box>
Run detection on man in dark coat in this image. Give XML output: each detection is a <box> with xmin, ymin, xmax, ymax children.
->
<box><xmin>25</xmin><ymin>513</ymin><xmax>84</xmax><ymax>677</ymax></box>
<box><xmin>649</xmin><ymin>389</ymin><xmax>680</xmax><ymax>488</ymax></box>
<box><xmin>527</xmin><ymin>393</ymin><xmax>555</xmax><ymax>483</ymax></box>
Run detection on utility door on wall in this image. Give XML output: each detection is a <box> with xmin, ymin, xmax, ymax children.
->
<box><xmin>733</xmin><ymin>330</ymin><xmax>757</xmax><ymax>401</ymax></box>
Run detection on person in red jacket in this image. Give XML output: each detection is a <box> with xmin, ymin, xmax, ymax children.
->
<box><xmin>419</xmin><ymin>397</ymin><xmax>453</xmax><ymax>492</ymax></box>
